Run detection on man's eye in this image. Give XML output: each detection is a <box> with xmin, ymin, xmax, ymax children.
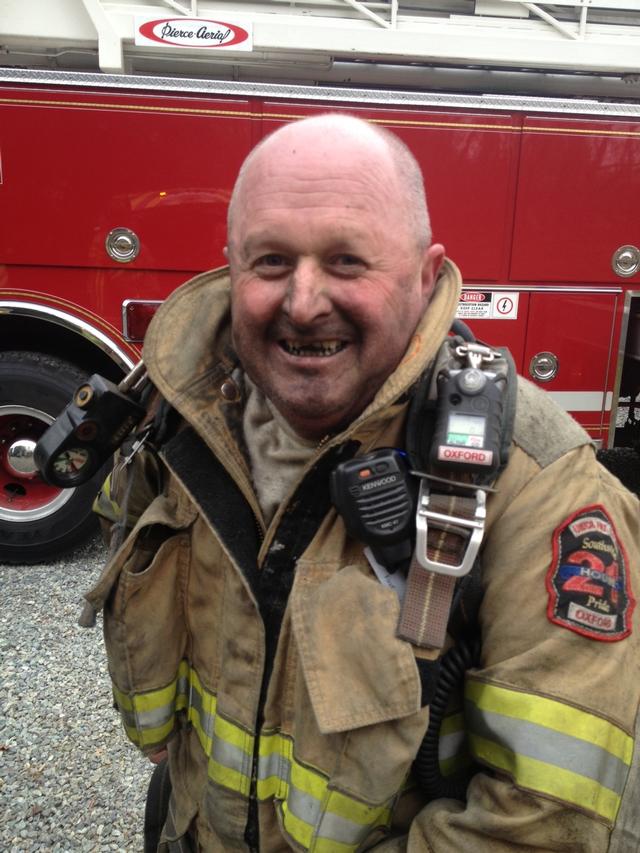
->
<box><xmin>330</xmin><ymin>254</ymin><xmax>366</xmax><ymax>274</ymax></box>
<box><xmin>254</xmin><ymin>254</ymin><xmax>288</xmax><ymax>270</ymax></box>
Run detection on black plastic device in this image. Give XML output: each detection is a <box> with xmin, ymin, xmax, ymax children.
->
<box><xmin>430</xmin><ymin>366</ymin><xmax>505</xmax><ymax>475</ymax></box>
<box><xmin>330</xmin><ymin>448</ymin><xmax>415</xmax><ymax>570</ymax></box>
<box><xmin>34</xmin><ymin>373</ymin><xmax>147</xmax><ymax>487</ymax></box>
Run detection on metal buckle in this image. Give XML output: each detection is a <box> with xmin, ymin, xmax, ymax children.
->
<box><xmin>454</xmin><ymin>342</ymin><xmax>501</xmax><ymax>369</ymax></box>
<box><xmin>414</xmin><ymin>479</ymin><xmax>486</xmax><ymax>577</ymax></box>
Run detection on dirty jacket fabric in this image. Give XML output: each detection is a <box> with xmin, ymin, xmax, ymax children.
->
<box><xmin>88</xmin><ymin>261</ymin><xmax>640</xmax><ymax>853</ymax></box>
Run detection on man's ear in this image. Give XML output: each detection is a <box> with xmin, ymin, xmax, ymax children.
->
<box><xmin>223</xmin><ymin>246</ymin><xmax>229</xmax><ymax>261</ymax></box>
<box><xmin>421</xmin><ymin>243</ymin><xmax>446</xmax><ymax>305</ymax></box>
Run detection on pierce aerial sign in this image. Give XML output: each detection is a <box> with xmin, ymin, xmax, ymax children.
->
<box><xmin>136</xmin><ymin>17</ymin><xmax>253</xmax><ymax>50</ymax></box>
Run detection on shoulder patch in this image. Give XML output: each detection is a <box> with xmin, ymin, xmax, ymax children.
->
<box><xmin>546</xmin><ymin>505</ymin><xmax>635</xmax><ymax>641</ymax></box>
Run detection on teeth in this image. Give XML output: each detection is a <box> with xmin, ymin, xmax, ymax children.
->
<box><xmin>282</xmin><ymin>340</ymin><xmax>345</xmax><ymax>357</ymax></box>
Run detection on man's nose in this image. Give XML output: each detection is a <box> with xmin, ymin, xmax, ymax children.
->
<box><xmin>283</xmin><ymin>261</ymin><xmax>332</xmax><ymax>325</ymax></box>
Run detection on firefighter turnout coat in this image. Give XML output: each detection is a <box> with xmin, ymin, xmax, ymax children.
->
<box><xmin>88</xmin><ymin>261</ymin><xmax>640</xmax><ymax>852</ymax></box>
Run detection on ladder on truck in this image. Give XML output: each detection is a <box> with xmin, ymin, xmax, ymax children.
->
<box><xmin>2</xmin><ymin>1</ymin><xmax>640</xmax><ymax>100</ymax></box>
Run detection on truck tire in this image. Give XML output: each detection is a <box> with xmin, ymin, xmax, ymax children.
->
<box><xmin>0</xmin><ymin>351</ymin><xmax>109</xmax><ymax>563</ymax></box>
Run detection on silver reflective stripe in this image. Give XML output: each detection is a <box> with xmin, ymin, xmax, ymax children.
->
<box><xmin>258</xmin><ymin>750</ymin><xmax>291</xmax><ymax>786</ymax></box>
<box><xmin>288</xmin><ymin>783</ymin><xmax>322</xmax><ymax>827</ymax></box>
<box><xmin>135</xmin><ymin>704</ymin><xmax>176</xmax><ymax>730</ymax></box>
<box><xmin>212</xmin><ymin>736</ymin><xmax>253</xmax><ymax>779</ymax></box>
<box><xmin>260</xmin><ymin>747</ymin><xmax>384</xmax><ymax>847</ymax></box>
<box><xmin>467</xmin><ymin>702</ymin><xmax>629</xmax><ymax>795</ymax></box>
<box><xmin>288</xmin><ymin>784</ymin><xmax>373</xmax><ymax>847</ymax></box>
<box><xmin>608</xmin><ymin>708</ymin><xmax>640</xmax><ymax>851</ymax></box>
<box><xmin>439</xmin><ymin>730</ymin><xmax>466</xmax><ymax>762</ymax></box>
<box><xmin>317</xmin><ymin>809</ymin><xmax>372</xmax><ymax>846</ymax></box>
<box><xmin>190</xmin><ymin>685</ymin><xmax>215</xmax><ymax>739</ymax></box>
<box><xmin>177</xmin><ymin>672</ymin><xmax>189</xmax><ymax>702</ymax></box>
<box><xmin>120</xmin><ymin>708</ymin><xmax>137</xmax><ymax>730</ymax></box>
<box><xmin>119</xmin><ymin>703</ymin><xmax>175</xmax><ymax>731</ymax></box>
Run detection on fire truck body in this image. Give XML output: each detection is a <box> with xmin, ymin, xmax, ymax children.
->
<box><xmin>1</xmin><ymin>0</ymin><xmax>639</xmax><ymax>561</ymax></box>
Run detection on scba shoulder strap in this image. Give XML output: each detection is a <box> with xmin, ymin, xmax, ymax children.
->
<box><xmin>398</xmin><ymin>335</ymin><xmax>517</xmax><ymax>650</ymax></box>
<box><xmin>404</xmin><ymin>335</ymin><xmax>517</xmax><ymax>802</ymax></box>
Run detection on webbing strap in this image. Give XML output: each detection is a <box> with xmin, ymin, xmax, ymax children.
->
<box><xmin>398</xmin><ymin>491</ymin><xmax>484</xmax><ymax>649</ymax></box>
<box><xmin>398</xmin><ymin>560</ymin><xmax>455</xmax><ymax>648</ymax></box>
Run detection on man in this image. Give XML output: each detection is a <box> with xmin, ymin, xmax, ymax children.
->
<box><xmin>89</xmin><ymin>114</ymin><xmax>640</xmax><ymax>851</ymax></box>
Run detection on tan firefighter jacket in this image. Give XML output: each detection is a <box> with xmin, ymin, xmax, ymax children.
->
<box><xmin>88</xmin><ymin>261</ymin><xmax>640</xmax><ymax>852</ymax></box>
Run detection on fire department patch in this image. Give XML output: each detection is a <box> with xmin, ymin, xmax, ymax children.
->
<box><xmin>546</xmin><ymin>505</ymin><xmax>634</xmax><ymax>641</ymax></box>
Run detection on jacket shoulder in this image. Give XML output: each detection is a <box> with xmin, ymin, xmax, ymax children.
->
<box><xmin>512</xmin><ymin>376</ymin><xmax>592</xmax><ymax>468</ymax></box>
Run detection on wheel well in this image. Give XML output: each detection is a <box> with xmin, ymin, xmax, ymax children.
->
<box><xmin>0</xmin><ymin>314</ymin><xmax>129</xmax><ymax>383</ymax></box>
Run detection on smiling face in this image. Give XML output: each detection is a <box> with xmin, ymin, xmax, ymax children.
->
<box><xmin>227</xmin><ymin>118</ymin><xmax>444</xmax><ymax>440</ymax></box>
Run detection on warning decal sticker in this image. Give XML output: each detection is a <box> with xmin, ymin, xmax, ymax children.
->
<box><xmin>546</xmin><ymin>505</ymin><xmax>634</xmax><ymax>641</ymax></box>
<box><xmin>456</xmin><ymin>291</ymin><xmax>519</xmax><ymax>320</ymax></box>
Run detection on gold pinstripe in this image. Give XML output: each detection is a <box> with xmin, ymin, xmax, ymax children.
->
<box><xmin>3</xmin><ymin>95</ymin><xmax>639</xmax><ymax>136</ymax></box>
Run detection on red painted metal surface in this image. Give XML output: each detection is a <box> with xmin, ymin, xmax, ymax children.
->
<box><xmin>1</xmin><ymin>82</ymin><xmax>639</xmax><ymax>445</ymax></box>
<box><xmin>523</xmin><ymin>291</ymin><xmax>620</xmax><ymax>438</ymax></box>
<box><xmin>261</xmin><ymin>101</ymin><xmax>521</xmax><ymax>283</ymax></box>
<box><xmin>1</xmin><ymin>86</ymin><xmax>254</xmax><ymax>272</ymax></box>
<box><xmin>511</xmin><ymin>116</ymin><xmax>640</xmax><ymax>285</ymax></box>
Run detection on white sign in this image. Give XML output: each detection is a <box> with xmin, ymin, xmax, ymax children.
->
<box><xmin>135</xmin><ymin>17</ymin><xmax>253</xmax><ymax>51</ymax></box>
<box><xmin>456</xmin><ymin>291</ymin><xmax>519</xmax><ymax>320</ymax></box>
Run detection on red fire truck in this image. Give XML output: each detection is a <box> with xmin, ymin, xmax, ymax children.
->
<box><xmin>1</xmin><ymin>0</ymin><xmax>639</xmax><ymax>562</ymax></box>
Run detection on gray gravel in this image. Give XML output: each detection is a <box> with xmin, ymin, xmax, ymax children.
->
<box><xmin>1</xmin><ymin>535</ymin><xmax>152</xmax><ymax>852</ymax></box>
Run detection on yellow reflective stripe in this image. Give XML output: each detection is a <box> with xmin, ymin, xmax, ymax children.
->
<box><xmin>258</xmin><ymin>731</ymin><xmax>292</xmax><ymax>800</ymax></box>
<box><xmin>258</xmin><ymin>730</ymin><xmax>393</xmax><ymax>851</ymax></box>
<box><xmin>281</xmin><ymin>801</ymin><xmax>314</xmax><ymax>849</ymax></box>
<box><xmin>187</xmin><ymin>667</ymin><xmax>217</xmax><ymax>754</ymax></box>
<box><xmin>133</xmin><ymin>678</ymin><xmax>180</xmax><ymax>714</ymax></box>
<box><xmin>324</xmin><ymin>788</ymin><xmax>390</xmax><ymax>827</ymax></box>
<box><xmin>438</xmin><ymin>711</ymin><xmax>471</xmax><ymax>777</ymax></box>
<box><xmin>313</xmin><ymin>838</ymin><xmax>355</xmax><ymax>853</ymax></box>
<box><xmin>113</xmin><ymin>684</ymin><xmax>133</xmax><ymax>712</ymax></box>
<box><xmin>208</xmin><ymin>758</ymin><xmax>252</xmax><ymax>797</ymax></box>
<box><xmin>215</xmin><ymin>712</ymin><xmax>253</xmax><ymax>756</ymax></box>
<box><xmin>469</xmin><ymin>732</ymin><xmax>621</xmax><ymax>823</ymax></box>
<box><xmin>440</xmin><ymin>711</ymin><xmax>464</xmax><ymax>737</ymax></box>
<box><xmin>259</xmin><ymin>729</ymin><xmax>293</xmax><ymax>758</ymax></box>
<box><xmin>103</xmin><ymin>473</ymin><xmax>112</xmax><ymax>498</ymax></box>
<box><xmin>93</xmin><ymin>473</ymin><xmax>123</xmax><ymax>521</ymax></box>
<box><xmin>466</xmin><ymin>679</ymin><xmax>633</xmax><ymax>764</ymax></box>
<box><xmin>439</xmin><ymin>753</ymin><xmax>473</xmax><ymax>777</ymax></box>
<box><xmin>114</xmin><ymin>664</ymin><xmax>395</xmax><ymax>849</ymax></box>
<box><xmin>186</xmin><ymin>666</ymin><xmax>253</xmax><ymax>794</ymax></box>
<box><xmin>466</xmin><ymin>679</ymin><xmax>633</xmax><ymax>823</ymax></box>
<box><xmin>289</xmin><ymin>754</ymin><xmax>328</xmax><ymax>802</ymax></box>
<box><xmin>189</xmin><ymin>700</ymin><xmax>213</xmax><ymax>755</ymax></box>
<box><xmin>112</xmin><ymin>660</ymin><xmax>190</xmax><ymax>748</ymax></box>
<box><xmin>122</xmin><ymin>718</ymin><xmax>176</xmax><ymax>748</ymax></box>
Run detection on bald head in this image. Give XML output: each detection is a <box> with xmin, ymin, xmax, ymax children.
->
<box><xmin>225</xmin><ymin>111</ymin><xmax>445</xmax><ymax>440</ymax></box>
<box><xmin>227</xmin><ymin>113</ymin><xmax>432</xmax><ymax>254</ymax></box>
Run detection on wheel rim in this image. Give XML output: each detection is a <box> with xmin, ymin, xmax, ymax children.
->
<box><xmin>0</xmin><ymin>405</ymin><xmax>74</xmax><ymax>522</ymax></box>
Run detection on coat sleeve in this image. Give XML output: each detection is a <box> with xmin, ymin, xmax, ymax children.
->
<box><xmin>378</xmin><ymin>443</ymin><xmax>640</xmax><ymax>852</ymax></box>
<box><xmin>93</xmin><ymin>445</ymin><xmax>163</xmax><ymax>547</ymax></box>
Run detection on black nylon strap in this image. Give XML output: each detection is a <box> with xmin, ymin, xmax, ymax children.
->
<box><xmin>162</xmin><ymin>426</ymin><xmax>261</xmax><ymax>593</ymax></box>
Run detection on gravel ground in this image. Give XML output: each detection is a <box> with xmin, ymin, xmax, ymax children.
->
<box><xmin>0</xmin><ymin>534</ymin><xmax>151</xmax><ymax>852</ymax></box>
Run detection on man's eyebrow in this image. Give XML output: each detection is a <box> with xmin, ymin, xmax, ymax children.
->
<box><xmin>234</xmin><ymin>232</ymin><xmax>276</xmax><ymax>254</ymax></box>
<box><xmin>239</xmin><ymin>228</ymin><xmax>370</xmax><ymax>258</ymax></box>
<box><xmin>236</xmin><ymin>234</ymin><xmax>280</xmax><ymax>258</ymax></box>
